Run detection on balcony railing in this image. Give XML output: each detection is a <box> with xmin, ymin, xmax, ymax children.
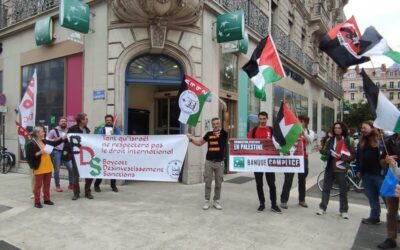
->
<box><xmin>327</xmin><ymin>76</ymin><xmax>343</xmax><ymax>97</ymax></box>
<box><xmin>271</xmin><ymin>25</ymin><xmax>313</xmax><ymax>73</ymax></box>
<box><xmin>0</xmin><ymin>0</ymin><xmax>60</xmax><ymax>30</ymax></box>
<box><xmin>310</xmin><ymin>3</ymin><xmax>329</xmax><ymax>33</ymax></box>
<box><xmin>212</xmin><ymin>0</ymin><xmax>269</xmax><ymax>37</ymax></box>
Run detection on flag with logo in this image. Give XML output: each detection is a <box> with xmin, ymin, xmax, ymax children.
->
<box><xmin>242</xmin><ymin>36</ymin><xmax>285</xmax><ymax>101</ymax></box>
<box><xmin>177</xmin><ymin>75</ymin><xmax>210</xmax><ymax>127</ymax></box>
<box><xmin>361</xmin><ymin>69</ymin><xmax>400</xmax><ymax>133</ymax></box>
<box><xmin>272</xmin><ymin>102</ymin><xmax>302</xmax><ymax>154</ymax></box>
<box><xmin>359</xmin><ymin>26</ymin><xmax>400</xmax><ymax>64</ymax></box>
<box><xmin>319</xmin><ymin>16</ymin><xmax>369</xmax><ymax>68</ymax></box>
<box><xmin>19</xmin><ymin>69</ymin><xmax>37</xmax><ymax>128</ymax></box>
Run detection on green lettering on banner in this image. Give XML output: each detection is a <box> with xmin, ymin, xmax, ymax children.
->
<box><xmin>216</xmin><ymin>10</ymin><xmax>245</xmax><ymax>43</ymax></box>
<box><xmin>35</xmin><ymin>16</ymin><xmax>53</xmax><ymax>46</ymax></box>
<box><xmin>89</xmin><ymin>157</ymin><xmax>102</xmax><ymax>176</ymax></box>
<box><xmin>60</xmin><ymin>0</ymin><xmax>90</xmax><ymax>34</ymax></box>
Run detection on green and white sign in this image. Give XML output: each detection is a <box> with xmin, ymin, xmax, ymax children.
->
<box><xmin>239</xmin><ymin>30</ymin><xmax>248</xmax><ymax>54</ymax></box>
<box><xmin>60</xmin><ymin>0</ymin><xmax>90</xmax><ymax>34</ymax></box>
<box><xmin>35</xmin><ymin>16</ymin><xmax>53</xmax><ymax>46</ymax></box>
<box><xmin>217</xmin><ymin>10</ymin><xmax>245</xmax><ymax>43</ymax></box>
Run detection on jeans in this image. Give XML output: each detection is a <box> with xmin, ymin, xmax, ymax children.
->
<box><xmin>319</xmin><ymin>169</ymin><xmax>348</xmax><ymax>213</ymax></box>
<box><xmin>94</xmin><ymin>179</ymin><xmax>116</xmax><ymax>188</ymax></box>
<box><xmin>34</xmin><ymin>172</ymin><xmax>52</xmax><ymax>204</ymax></box>
<box><xmin>204</xmin><ymin>160</ymin><xmax>224</xmax><ymax>201</ymax></box>
<box><xmin>362</xmin><ymin>174</ymin><xmax>384</xmax><ymax>220</ymax></box>
<box><xmin>51</xmin><ymin>150</ymin><xmax>73</xmax><ymax>186</ymax></box>
<box><xmin>254</xmin><ymin>172</ymin><xmax>277</xmax><ymax>206</ymax></box>
<box><xmin>281</xmin><ymin>159</ymin><xmax>309</xmax><ymax>203</ymax></box>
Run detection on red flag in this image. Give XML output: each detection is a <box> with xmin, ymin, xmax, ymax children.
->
<box><xmin>16</xmin><ymin>121</ymin><xmax>30</xmax><ymax>140</ymax></box>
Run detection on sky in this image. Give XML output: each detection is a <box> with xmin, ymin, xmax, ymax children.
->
<box><xmin>344</xmin><ymin>0</ymin><xmax>400</xmax><ymax>68</ymax></box>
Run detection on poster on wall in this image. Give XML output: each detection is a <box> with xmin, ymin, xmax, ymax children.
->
<box><xmin>229</xmin><ymin>138</ymin><xmax>304</xmax><ymax>173</ymax></box>
<box><xmin>67</xmin><ymin>134</ymin><xmax>189</xmax><ymax>182</ymax></box>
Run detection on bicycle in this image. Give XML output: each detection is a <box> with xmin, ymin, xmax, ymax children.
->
<box><xmin>317</xmin><ymin>163</ymin><xmax>364</xmax><ymax>197</ymax></box>
<box><xmin>0</xmin><ymin>147</ymin><xmax>15</xmax><ymax>174</ymax></box>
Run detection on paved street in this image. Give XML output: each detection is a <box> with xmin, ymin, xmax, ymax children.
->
<box><xmin>0</xmin><ymin>153</ymin><xmax>391</xmax><ymax>250</ymax></box>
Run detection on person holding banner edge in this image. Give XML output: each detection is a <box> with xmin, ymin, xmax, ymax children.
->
<box><xmin>248</xmin><ymin>111</ymin><xmax>282</xmax><ymax>214</ymax></box>
<box><xmin>94</xmin><ymin>114</ymin><xmax>121</xmax><ymax>193</ymax></box>
<box><xmin>280</xmin><ymin>115</ymin><xmax>312</xmax><ymax>209</ymax></box>
<box><xmin>67</xmin><ymin>113</ymin><xmax>94</xmax><ymax>200</ymax></box>
<box><xmin>187</xmin><ymin>99</ymin><xmax>229</xmax><ymax>210</ymax></box>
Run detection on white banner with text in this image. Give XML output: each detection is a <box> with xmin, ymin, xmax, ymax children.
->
<box><xmin>67</xmin><ymin>134</ymin><xmax>189</xmax><ymax>182</ymax></box>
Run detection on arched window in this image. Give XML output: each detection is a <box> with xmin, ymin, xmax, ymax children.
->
<box><xmin>126</xmin><ymin>54</ymin><xmax>183</xmax><ymax>85</ymax></box>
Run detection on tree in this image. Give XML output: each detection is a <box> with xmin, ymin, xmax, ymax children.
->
<box><xmin>343</xmin><ymin>101</ymin><xmax>374</xmax><ymax>131</ymax></box>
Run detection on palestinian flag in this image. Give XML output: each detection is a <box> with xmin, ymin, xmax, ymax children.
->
<box><xmin>177</xmin><ymin>75</ymin><xmax>210</xmax><ymax>127</ymax></box>
<box><xmin>242</xmin><ymin>36</ymin><xmax>285</xmax><ymax>101</ymax></box>
<box><xmin>319</xmin><ymin>16</ymin><xmax>369</xmax><ymax>68</ymax></box>
<box><xmin>272</xmin><ymin>102</ymin><xmax>302</xmax><ymax>154</ymax></box>
<box><xmin>361</xmin><ymin>69</ymin><xmax>400</xmax><ymax>133</ymax></box>
<box><xmin>335</xmin><ymin>139</ymin><xmax>351</xmax><ymax>170</ymax></box>
<box><xmin>359</xmin><ymin>26</ymin><xmax>400</xmax><ymax>63</ymax></box>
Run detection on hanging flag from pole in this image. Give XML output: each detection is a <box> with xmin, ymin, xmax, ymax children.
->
<box><xmin>177</xmin><ymin>75</ymin><xmax>210</xmax><ymax>127</ymax></box>
<box><xmin>361</xmin><ymin>69</ymin><xmax>400</xmax><ymax>133</ymax></box>
<box><xmin>242</xmin><ymin>36</ymin><xmax>285</xmax><ymax>101</ymax></box>
<box><xmin>16</xmin><ymin>121</ymin><xmax>31</xmax><ymax>156</ymax></box>
<box><xmin>319</xmin><ymin>16</ymin><xmax>369</xmax><ymax>68</ymax></box>
<box><xmin>19</xmin><ymin>69</ymin><xmax>37</xmax><ymax>128</ymax></box>
<box><xmin>272</xmin><ymin>102</ymin><xmax>302</xmax><ymax>154</ymax></box>
<box><xmin>359</xmin><ymin>26</ymin><xmax>400</xmax><ymax>64</ymax></box>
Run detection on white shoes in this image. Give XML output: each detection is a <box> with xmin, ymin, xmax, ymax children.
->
<box><xmin>213</xmin><ymin>200</ymin><xmax>222</xmax><ymax>210</ymax></box>
<box><xmin>203</xmin><ymin>200</ymin><xmax>211</xmax><ymax>210</ymax></box>
<box><xmin>316</xmin><ymin>208</ymin><xmax>325</xmax><ymax>215</ymax></box>
<box><xmin>341</xmin><ymin>212</ymin><xmax>349</xmax><ymax>219</ymax></box>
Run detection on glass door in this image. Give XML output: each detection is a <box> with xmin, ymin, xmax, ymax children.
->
<box><xmin>155</xmin><ymin>93</ymin><xmax>180</xmax><ymax>135</ymax></box>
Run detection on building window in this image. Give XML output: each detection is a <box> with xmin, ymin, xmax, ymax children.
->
<box><xmin>350</xmin><ymin>93</ymin><xmax>354</xmax><ymax>100</ymax></box>
<box><xmin>220</xmin><ymin>53</ymin><xmax>238</xmax><ymax>92</ymax></box>
<box><xmin>390</xmin><ymin>81</ymin><xmax>394</xmax><ymax>88</ymax></box>
<box><xmin>350</xmin><ymin>82</ymin><xmax>355</xmax><ymax>89</ymax></box>
<box><xmin>321</xmin><ymin>105</ymin><xmax>335</xmax><ymax>133</ymax></box>
<box><xmin>248</xmin><ymin>82</ymin><xmax>261</xmax><ymax>130</ymax></box>
<box><xmin>21</xmin><ymin>58</ymin><xmax>65</xmax><ymax>128</ymax></box>
<box><xmin>390</xmin><ymin>92</ymin><xmax>394</xmax><ymax>100</ymax></box>
<box><xmin>273</xmin><ymin>86</ymin><xmax>307</xmax><ymax>119</ymax></box>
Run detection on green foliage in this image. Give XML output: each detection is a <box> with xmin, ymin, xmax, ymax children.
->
<box><xmin>343</xmin><ymin>102</ymin><xmax>374</xmax><ymax>130</ymax></box>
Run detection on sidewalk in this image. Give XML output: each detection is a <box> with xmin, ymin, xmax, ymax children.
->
<box><xmin>0</xmin><ymin>154</ymin><xmax>378</xmax><ymax>250</ymax></box>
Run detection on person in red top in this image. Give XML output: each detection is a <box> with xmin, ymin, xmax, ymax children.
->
<box><xmin>248</xmin><ymin>111</ymin><xmax>281</xmax><ymax>214</ymax></box>
<box><xmin>280</xmin><ymin>115</ymin><xmax>312</xmax><ymax>209</ymax></box>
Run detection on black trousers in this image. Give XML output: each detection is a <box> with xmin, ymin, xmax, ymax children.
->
<box><xmin>281</xmin><ymin>159</ymin><xmax>309</xmax><ymax>203</ymax></box>
<box><xmin>254</xmin><ymin>172</ymin><xmax>277</xmax><ymax>206</ymax></box>
<box><xmin>94</xmin><ymin>179</ymin><xmax>116</xmax><ymax>188</ymax></box>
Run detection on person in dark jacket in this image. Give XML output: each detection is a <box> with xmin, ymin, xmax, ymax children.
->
<box><xmin>26</xmin><ymin>126</ymin><xmax>64</xmax><ymax>208</ymax></box>
<box><xmin>356</xmin><ymin>121</ymin><xmax>383</xmax><ymax>225</ymax></box>
<box><xmin>67</xmin><ymin>113</ymin><xmax>94</xmax><ymax>200</ymax></box>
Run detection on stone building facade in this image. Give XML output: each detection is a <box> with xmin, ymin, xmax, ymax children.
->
<box><xmin>0</xmin><ymin>0</ymin><xmax>347</xmax><ymax>184</ymax></box>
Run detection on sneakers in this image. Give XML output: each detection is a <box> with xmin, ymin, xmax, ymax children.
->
<box><xmin>280</xmin><ymin>203</ymin><xmax>288</xmax><ymax>209</ymax></box>
<box><xmin>34</xmin><ymin>203</ymin><xmax>43</xmax><ymax>208</ymax></box>
<box><xmin>362</xmin><ymin>217</ymin><xmax>381</xmax><ymax>225</ymax></box>
<box><xmin>112</xmin><ymin>187</ymin><xmax>119</xmax><ymax>193</ymax></box>
<box><xmin>271</xmin><ymin>204</ymin><xmax>282</xmax><ymax>214</ymax></box>
<box><xmin>94</xmin><ymin>186</ymin><xmax>101</xmax><ymax>192</ymax></box>
<box><xmin>72</xmin><ymin>194</ymin><xmax>80</xmax><ymax>200</ymax></box>
<box><xmin>203</xmin><ymin>200</ymin><xmax>211</xmax><ymax>210</ymax></box>
<box><xmin>257</xmin><ymin>204</ymin><xmax>265</xmax><ymax>212</ymax></box>
<box><xmin>44</xmin><ymin>200</ymin><xmax>55</xmax><ymax>205</ymax></box>
<box><xmin>316</xmin><ymin>208</ymin><xmax>325</xmax><ymax>215</ymax></box>
<box><xmin>55</xmin><ymin>185</ymin><xmax>63</xmax><ymax>192</ymax></box>
<box><xmin>68</xmin><ymin>184</ymin><xmax>74</xmax><ymax>190</ymax></box>
<box><xmin>299</xmin><ymin>201</ymin><xmax>308</xmax><ymax>208</ymax></box>
<box><xmin>213</xmin><ymin>200</ymin><xmax>222</xmax><ymax>210</ymax></box>
<box><xmin>341</xmin><ymin>212</ymin><xmax>349</xmax><ymax>219</ymax></box>
<box><xmin>378</xmin><ymin>238</ymin><xmax>397</xmax><ymax>249</ymax></box>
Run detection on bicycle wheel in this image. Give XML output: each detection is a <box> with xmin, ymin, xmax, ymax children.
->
<box><xmin>0</xmin><ymin>155</ymin><xmax>12</xmax><ymax>174</ymax></box>
<box><xmin>317</xmin><ymin>170</ymin><xmax>340</xmax><ymax>197</ymax></box>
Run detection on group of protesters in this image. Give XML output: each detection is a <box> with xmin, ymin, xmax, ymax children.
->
<box><xmin>26</xmin><ymin>113</ymin><xmax>120</xmax><ymax>208</ymax></box>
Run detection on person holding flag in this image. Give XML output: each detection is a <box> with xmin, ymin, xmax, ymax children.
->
<box><xmin>317</xmin><ymin>122</ymin><xmax>355</xmax><ymax>219</ymax></box>
<box><xmin>187</xmin><ymin>99</ymin><xmax>229</xmax><ymax>210</ymax></box>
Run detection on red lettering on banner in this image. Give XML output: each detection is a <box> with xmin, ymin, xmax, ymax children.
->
<box><xmin>80</xmin><ymin>146</ymin><xmax>95</xmax><ymax>165</ymax></box>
